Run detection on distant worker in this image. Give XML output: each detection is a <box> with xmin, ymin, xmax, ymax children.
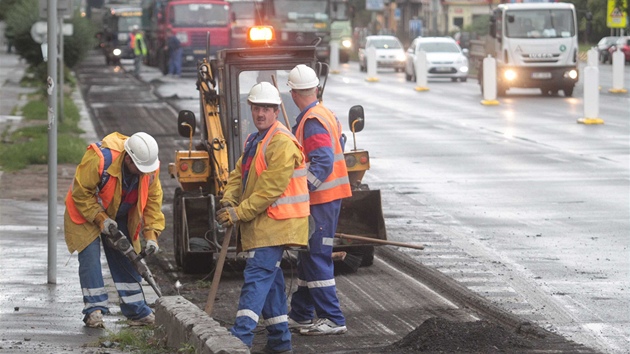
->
<box><xmin>64</xmin><ymin>132</ymin><xmax>165</xmax><ymax>328</ymax></box>
<box><xmin>130</xmin><ymin>25</ymin><xmax>147</xmax><ymax>76</ymax></box>
<box><xmin>217</xmin><ymin>82</ymin><xmax>309</xmax><ymax>353</ymax></box>
<box><xmin>166</xmin><ymin>29</ymin><xmax>182</xmax><ymax>77</ymax></box>
<box><xmin>286</xmin><ymin>64</ymin><xmax>352</xmax><ymax>336</ymax></box>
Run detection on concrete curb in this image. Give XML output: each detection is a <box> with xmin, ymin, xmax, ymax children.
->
<box><xmin>155</xmin><ymin>296</ymin><xmax>250</xmax><ymax>354</ymax></box>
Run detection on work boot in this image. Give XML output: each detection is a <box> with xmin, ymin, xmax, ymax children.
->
<box><xmin>128</xmin><ymin>312</ymin><xmax>155</xmax><ymax>326</ymax></box>
<box><xmin>287</xmin><ymin>317</ymin><xmax>313</xmax><ymax>332</ymax></box>
<box><xmin>299</xmin><ymin>318</ymin><xmax>347</xmax><ymax>336</ymax></box>
<box><xmin>84</xmin><ymin>310</ymin><xmax>104</xmax><ymax>328</ymax></box>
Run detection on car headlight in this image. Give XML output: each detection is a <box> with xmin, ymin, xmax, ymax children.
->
<box><xmin>113</xmin><ymin>48</ymin><xmax>122</xmax><ymax>56</ymax></box>
<box><xmin>396</xmin><ymin>52</ymin><xmax>406</xmax><ymax>62</ymax></box>
<box><xmin>503</xmin><ymin>69</ymin><xmax>517</xmax><ymax>81</ymax></box>
<box><xmin>341</xmin><ymin>39</ymin><xmax>352</xmax><ymax>49</ymax></box>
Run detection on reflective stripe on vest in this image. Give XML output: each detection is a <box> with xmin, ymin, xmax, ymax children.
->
<box><xmin>295</xmin><ymin>105</ymin><xmax>352</xmax><ymax>204</ymax></box>
<box><xmin>254</xmin><ymin>121</ymin><xmax>310</xmax><ymax>220</ymax></box>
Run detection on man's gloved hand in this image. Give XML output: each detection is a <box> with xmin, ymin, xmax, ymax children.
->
<box><xmin>216</xmin><ymin>207</ymin><xmax>239</xmax><ymax>228</ymax></box>
<box><xmin>219</xmin><ymin>200</ymin><xmax>234</xmax><ymax>208</ymax></box>
<box><xmin>102</xmin><ymin>218</ymin><xmax>118</xmax><ymax>236</ymax></box>
<box><xmin>94</xmin><ymin>211</ymin><xmax>117</xmax><ymax>236</ymax></box>
<box><xmin>146</xmin><ymin>240</ymin><xmax>159</xmax><ymax>253</ymax></box>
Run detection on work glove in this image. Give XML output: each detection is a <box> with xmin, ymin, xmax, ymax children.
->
<box><xmin>94</xmin><ymin>211</ymin><xmax>118</xmax><ymax>236</ymax></box>
<box><xmin>219</xmin><ymin>200</ymin><xmax>234</xmax><ymax>208</ymax></box>
<box><xmin>102</xmin><ymin>218</ymin><xmax>118</xmax><ymax>236</ymax></box>
<box><xmin>216</xmin><ymin>206</ymin><xmax>239</xmax><ymax>228</ymax></box>
<box><xmin>146</xmin><ymin>240</ymin><xmax>159</xmax><ymax>253</ymax></box>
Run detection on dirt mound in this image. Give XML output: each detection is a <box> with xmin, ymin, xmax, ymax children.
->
<box><xmin>382</xmin><ymin>317</ymin><xmax>535</xmax><ymax>353</ymax></box>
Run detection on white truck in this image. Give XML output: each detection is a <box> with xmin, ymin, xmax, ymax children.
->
<box><xmin>474</xmin><ymin>2</ymin><xmax>579</xmax><ymax>97</ymax></box>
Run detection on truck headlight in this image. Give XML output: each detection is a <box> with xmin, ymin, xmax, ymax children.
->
<box><xmin>565</xmin><ymin>69</ymin><xmax>578</xmax><ymax>80</ymax></box>
<box><xmin>503</xmin><ymin>69</ymin><xmax>517</xmax><ymax>81</ymax></box>
<box><xmin>113</xmin><ymin>48</ymin><xmax>122</xmax><ymax>56</ymax></box>
<box><xmin>341</xmin><ymin>39</ymin><xmax>352</xmax><ymax>49</ymax></box>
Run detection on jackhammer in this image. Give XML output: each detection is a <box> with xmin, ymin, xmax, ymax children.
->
<box><xmin>104</xmin><ymin>224</ymin><xmax>162</xmax><ymax>297</ymax></box>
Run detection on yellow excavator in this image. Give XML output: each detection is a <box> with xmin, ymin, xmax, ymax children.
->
<box><xmin>167</xmin><ymin>27</ymin><xmax>386</xmax><ymax>273</ymax></box>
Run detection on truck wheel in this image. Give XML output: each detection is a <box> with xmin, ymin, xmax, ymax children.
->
<box><xmin>563</xmin><ymin>86</ymin><xmax>574</xmax><ymax>97</ymax></box>
<box><xmin>359</xmin><ymin>246</ymin><xmax>375</xmax><ymax>267</ymax></box>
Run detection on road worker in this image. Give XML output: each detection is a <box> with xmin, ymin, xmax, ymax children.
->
<box><xmin>64</xmin><ymin>132</ymin><xmax>165</xmax><ymax>328</ymax></box>
<box><xmin>286</xmin><ymin>64</ymin><xmax>352</xmax><ymax>335</ymax></box>
<box><xmin>216</xmin><ymin>82</ymin><xmax>309</xmax><ymax>353</ymax></box>
<box><xmin>130</xmin><ymin>25</ymin><xmax>147</xmax><ymax>76</ymax></box>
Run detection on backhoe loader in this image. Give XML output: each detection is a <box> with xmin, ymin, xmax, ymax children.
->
<box><xmin>167</xmin><ymin>28</ymin><xmax>386</xmax><ymax>274</ymax></box>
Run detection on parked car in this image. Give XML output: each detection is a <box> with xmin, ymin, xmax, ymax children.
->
<box><xmin>358</xmin><ymin>35</ymin><xmax>406</xmax><ymax>72</ymax></box>
<box><xmin>404</xmin><ymin>36</ymin><xmax>469</xmax><ymax>82</ymax></box>
<box><xmin>597</xmin><ymin>36</ymin><xmax>620</xmax><ymax>64</ymax></box>
<box><xmin>607</xmin><ymin>36</ymin><xmax>630</xmax><ymax>63</ymax></box>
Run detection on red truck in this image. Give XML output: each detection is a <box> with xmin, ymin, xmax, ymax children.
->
<box><xmin>141</xmin><ymin>0</ymin><xmax>232</xmax><ymax>74</ymax></box>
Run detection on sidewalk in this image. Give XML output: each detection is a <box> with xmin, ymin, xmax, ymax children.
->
<box><xmin>0</xmin><ymin>25</ymin><xmax>157</xmax><ymax>353</ymax></box>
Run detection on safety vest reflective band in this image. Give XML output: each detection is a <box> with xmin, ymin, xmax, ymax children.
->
<box><xmin>131</xmin><ymin>33</ymin><xmax>147</xmax><ymax>56</ymax></box>
<box><xmin>295</xmin><ymin>104</ymin><xmax>352</xmax><ymax>205</ymax></box>
<box><xmin>65</xmin><ymin>142</ymin><xmax>152</xmax><ymax>240</ymax></box>
<box><xmin>254</xmin><ymin>121</ymin><xmax>310</xmax><ymax>220</ymax></box>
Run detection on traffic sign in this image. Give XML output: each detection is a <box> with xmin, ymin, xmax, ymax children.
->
<box><xmin>607</xmin><ymin>0</ymin><xmax>628</xmax><ymax>29</ymax></box>
<box><xmin>31</xmin><ymin>21</ymin><xmax>74</xmax><ymax>44</ymax></box>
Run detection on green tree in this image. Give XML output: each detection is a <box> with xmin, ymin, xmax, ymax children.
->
<box><xmin>0</xmin><ymin>0</ymin><xmax>20</xmax><ymax>21</ymax></box>
<box><xmin>4</xmin><ymin>0</ymin><xmax>96</xmax><ymax>76</ymax></box>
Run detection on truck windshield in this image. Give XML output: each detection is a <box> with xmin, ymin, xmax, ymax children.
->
<box><xmin>330</xmin><ymin>1</ymin><xmax>349</xmax><ymax>21</ymax></box>
<box><xmin>271</xmin><ymin>0</ymin><xmax>329</xmax><ymax>21</ymax></box>
<box><xmin>231</xmin><ymin>2</ymin><xmax>260</xmax><ymax>20</ymax></box>
<box><xmin>117</xmin><ymin>16</ymin><xmax>142</xmax><ymax>32</ymax></box>
<box><xmin>505</xmin><ymin>9</ymin><xmax>574</xmax><ymax>39</ymax></box>
<box><xmin>171</xmin><ymin>3</ymin><xmax>230</xmax><ymax>27</ymax></box>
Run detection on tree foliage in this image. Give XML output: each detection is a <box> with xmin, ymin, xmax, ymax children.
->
<box><xmin>4</xmin><ymin>0</ymin><xmax>97</xmax><ymax>74</ymax></box>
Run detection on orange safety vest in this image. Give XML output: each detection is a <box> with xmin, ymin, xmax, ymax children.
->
<box><xmin>65</xmin><ymin>143</ymin><xmax>152</xmax><ymax>240</ymax></box>
<box><xmin>294</xmin><ymin>104</ymin><xmax>352</xmax><ymax>205</ymax></box>
<box><xmin>254</xmin><ymin>121</ymin><xmax>310</xmax><ymax>219</ymax></box>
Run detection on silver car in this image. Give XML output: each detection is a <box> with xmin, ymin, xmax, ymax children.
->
<box><xmin>404</xmin><ymin>37</ymin><xmax>469</xmax><ymax>82</ymax></box>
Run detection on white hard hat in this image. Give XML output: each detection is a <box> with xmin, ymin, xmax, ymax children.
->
<box><xmin>247</xmin><ymin>82</ymin><xmax>282</xmax><ymax>105</ymax></box>
<box><xmin>124</xmin><ymin>132</ymin><xmax>160</xmax><ymax>173</ymax></box>
<box><xmin>287</xmin><ymin>64</ymin><xmax>319</xmax><ymax>90</ymax></box>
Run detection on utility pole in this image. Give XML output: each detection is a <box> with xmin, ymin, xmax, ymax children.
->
<box><xmin>47</xmin><ymin>0</ymin><xmax>58</xmax><ymax>284</ymax></box>
<box><xmin>432</xmin><ymin>0</ymin><xmax>439</xmax><ymax>36</ymax></box>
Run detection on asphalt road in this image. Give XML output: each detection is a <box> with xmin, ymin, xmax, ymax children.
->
<box><xmin>142</xmin><ymin>56</ymin><xmax>629</xmax><ymax>353</ymax></box>
<box><xmin>74</xmin><ymin>49</ymin><xmax>630</xmax><ymax>353</ymax></box>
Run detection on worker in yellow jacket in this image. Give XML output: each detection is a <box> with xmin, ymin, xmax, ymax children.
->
<box><xmin>65</xmin><ymin>132</ymin><xmax>165</xmax><ymax>328</ymax></box>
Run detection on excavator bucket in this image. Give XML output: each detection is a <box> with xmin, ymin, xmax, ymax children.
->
<box><xmin>336</xmin><ymin>189</ymin><xmax>387</xmax><ymax>244</ymax></box>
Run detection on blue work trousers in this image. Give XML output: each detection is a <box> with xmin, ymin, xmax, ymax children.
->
<box><xmin>168</xmin><ymin>48</ymin><xmax>183</xmax><ymax>75</ymax></box>
<box><xmin>230</xmin><ymin>246</ymin><xmax>291</xmax><ymax>352</ymax></box>
<box><xmin>288</xmin><ymin>199</ymin><xmax>345</xmax><ymax>326</ymax></box>
<box><xmin>78</xmin><ymin>222</ymin><xmax>152</xmax><ymax>321</ymax></box>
